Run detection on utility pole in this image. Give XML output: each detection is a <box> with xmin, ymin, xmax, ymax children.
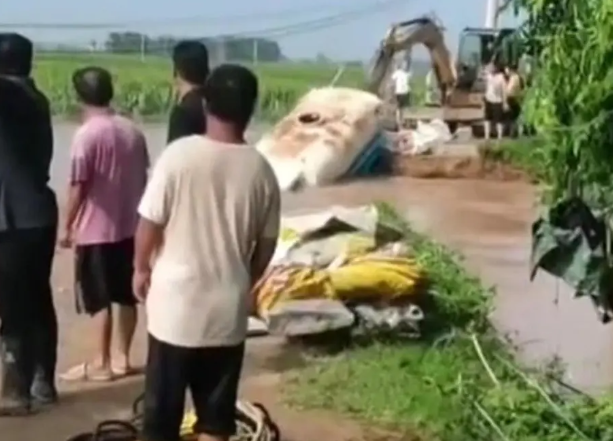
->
<box><xmin>252</xmin><ymin>39</ymin><xmax>258</xmax><ymax>66</ymax></box>
<box><xmin>218</xmin><ymin>37</ymin><xmax>227</xmax><ymax>64</ymax></box>
<box><xmin>140</xmin><ymin>34</ymin><xmax>146</xmax><ymax>62</ymax></box>
<box><xmin>484</xmin><ymin>0</ymin><xmax>500</xmax><ymax>28</ymax></box>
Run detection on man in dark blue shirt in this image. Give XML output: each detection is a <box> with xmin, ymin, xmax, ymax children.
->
<box><xmin>0</xmin><ymin>33</ymin><xmax>59</xmax><ymax>416</ymax></box>
<box><xmin>166</xmin><ymin>40</ymin><xmax>209</xmax><ymax>144</ymax></box>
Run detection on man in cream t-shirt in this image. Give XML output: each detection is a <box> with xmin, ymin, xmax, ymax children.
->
<box><xmin>133</xmin><ymin>64</ymin><xmax>281</xmax><ymax>441</ymax></box>
<box><xmin>390</xmin><ymin>63</ymin><xmax>412</xmax><ymax>128</ymax></box>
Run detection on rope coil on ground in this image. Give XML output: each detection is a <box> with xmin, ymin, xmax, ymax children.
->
<box><xmin>65</xmin><ymin>393</ymin><xmax>280</xmax><ymax>441</ymax></box>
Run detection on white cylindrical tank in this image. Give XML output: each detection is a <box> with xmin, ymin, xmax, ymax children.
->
<box><xmin>256</xmin><ymin>87</ymin><xmax>383</xmax><ymax>191</ymax></box>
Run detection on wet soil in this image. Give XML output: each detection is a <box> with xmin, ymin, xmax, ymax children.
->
<box><xmin>393</xmin><ymin>154</ymin><xmax>530</xmax><ymax>181</ymax></box>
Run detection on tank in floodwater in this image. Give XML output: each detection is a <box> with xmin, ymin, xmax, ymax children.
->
<box><xmin>256</xmin><ymin>87</ymin><xmax>387</xmax><ymax>191</ymax></box>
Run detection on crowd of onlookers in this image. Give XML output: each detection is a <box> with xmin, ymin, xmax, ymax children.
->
<box><xmin>482</xmin><ymin>61</ymin><xmax>526</xmax><ymax>140</ymax></box>
<box><xmin>394</xmin><ymin>59</ymin><xmax>527</xmax><ymax>139</ymax></box>
<box><xmin>0</xmin><ymin>32</ymin><xmax>281</xmax><ymax>441</ymax></box>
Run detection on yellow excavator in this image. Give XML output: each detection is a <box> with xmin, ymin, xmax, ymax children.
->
<box><xmin>367</xmin><ymin>16</ymin><xmax>523</xmax><ymax>136</ymax></box>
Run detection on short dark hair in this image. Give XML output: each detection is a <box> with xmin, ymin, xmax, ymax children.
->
<box><xmin>72</xmin><ymin>66</ymin><xmax>114</xmax><ymax>107</ymax></box>
<box><xmin>172</xmin><ymin>40</ymin><xmax>209</xmax><ymax>85</ymax></box>
<box><xmin>0</xmin><ymin>33</ymin><xmax>33</xmax><ymax>76</ymax></box>
<box><xmin>204</xmin><ymin>64</ymin><xmax>258</xmax><ymax>127</ymax></box>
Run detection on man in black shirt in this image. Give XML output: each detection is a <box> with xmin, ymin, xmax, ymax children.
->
<box><xmin>167</xmin><ymin>40</ymin><xmax>209</xmax><ymax>143</ymax></box>
<box><xmin>0</xmin><ymin>33</ymin><xmax>59</xmax><ymax>415</ymax></box>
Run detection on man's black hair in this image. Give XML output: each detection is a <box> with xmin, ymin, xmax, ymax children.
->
<box><xmin>172</xmin><ymin>40</ymin><xmax>209</xmax><ymax>86</ymax></box>
<box><xmin>204</xmin><ymin>64</ymin><xmax>258</xmax><ymax>127</ymax></box>
<box><xmin>0</xmin><ymin>33</ymin><xmax>33</xmax><ymax>76</ymax></box>
<box><xmin>72</xmin><ymin>66</ymin><xmax>114</xmax><ymax>107</ymax></box>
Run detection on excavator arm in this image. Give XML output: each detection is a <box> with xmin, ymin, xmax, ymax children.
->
<box><xmin>367</xmin><ymin>17</ymin><xmax>456</xmax><ymax>100</ymax></box>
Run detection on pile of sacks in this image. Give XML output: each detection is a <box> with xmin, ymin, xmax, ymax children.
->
<box><xmin>251</xmin><ymin>205</ymin><xmax>427</xmax><ymax>338</ymax></box>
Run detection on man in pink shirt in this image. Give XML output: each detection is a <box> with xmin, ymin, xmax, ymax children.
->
<box><xmin>59</xmin><ymin>66</ymin><xmax>149</xmax><ymax>382</ymax></box>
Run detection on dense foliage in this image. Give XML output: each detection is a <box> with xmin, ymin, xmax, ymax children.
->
<box><xmin>32</xmin><ymin>53</ymin><xmax>366</xmax><ymax>120</ymax></box>
<box><xmin>516</xmin><ymin>0</ymin><xmax>613</xmax><ymax>208</ymax></box>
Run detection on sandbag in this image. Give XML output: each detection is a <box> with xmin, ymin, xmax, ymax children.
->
<box><xmin>256</xmin><ymin>87</ymin><xmax>383</xmax><ymax>190</ymax></box>
<box><xmin>329</xmin><ymin>254</ymin><xmax>425</xmax><ymax>302</ymax></box>
<box><xmin>281</xmin><ymin>230</ymin><xmax>376</xmax><ymax>268</ymax></box>
<box><xmin>266</xmin><ymin>298</ymin><xmax>355</xmax><ymax>337</ymax></box>
<box><xmin>253</xmin><ymin>264</ymin><xmax>334</xmax><ymax>318</ymax></box>
<box><xmin>254</xmin><ymin>254</ymin><xmax>425</xmax><ymax>318</ymax></box>
<box><xmin>271</xmin><ymin>205</ymin><xmax>403</xmax><ymax>267</ymax></box>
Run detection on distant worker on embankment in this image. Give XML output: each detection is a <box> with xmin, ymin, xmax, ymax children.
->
<box><xmin>390</xmin><ymin>61</ymin><xmax>413</xmax><ymax>129</ymax></box>
<box><xmin>504</xmin><ymin>63</ymin><xmax>524</xmax><ymax>137</ymax></box>
<box><xmin>425</xmin><ymin>68</ymin><xmax>437</xmax><ymax>104</ymax></box>
<box><xmin>483</xmin><ymin>62</ymin><xmax>507</xmax><ymax>141</ymax></box>
<box><xmin>167</xmin><ymin>40</ymin><xmax>210</xmax><ymax>143</ymax></box>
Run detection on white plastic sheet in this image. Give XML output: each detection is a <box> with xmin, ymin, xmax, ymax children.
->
<box><xmin>410</xmin><ymin>119</ymin><xmax>453</xmax><ymax>155</ymax></box>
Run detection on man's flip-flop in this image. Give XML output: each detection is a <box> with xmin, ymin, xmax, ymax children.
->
<box><xmin>111</xmin><ymin>366</ymin><xmax>142</xmax><ymax>378</ymax></box>
<box><xmin>59</xmin><ymin>362</ymin><xmax>113</xmax><ymax>382</ymax></box>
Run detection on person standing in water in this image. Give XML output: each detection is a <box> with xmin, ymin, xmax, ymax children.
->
<box><xmin>167</xmin><ymin>40</ymin><xmax>209</xmax><ymax>143</ymax></box>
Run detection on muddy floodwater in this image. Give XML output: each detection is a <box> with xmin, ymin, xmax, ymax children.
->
<box><xmin>50</xmin><ymin>121</ymin><xmax>613</xmax><ymax>393</ymax></box>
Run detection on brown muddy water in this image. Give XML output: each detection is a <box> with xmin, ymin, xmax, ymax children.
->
<box><xmin>50</xmin><ymin>121</ymin><xmax>613</xmax><ymax>393</ymax></box>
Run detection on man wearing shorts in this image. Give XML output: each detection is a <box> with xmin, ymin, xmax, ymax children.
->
<box><xmin>391</xmin><ymin>63</ymin><xmax>412</xmax><ymax>128</ymax></box>
<box><xmin>134</xmin><ymin>64</ymin><xmax>281</xmax><ymax>441</ymax></box>
<box><xmin>483</xmin><ymin>62</ymin><xmax>507</xmax><ymax>140</ymax></box>
<box><xmin>59</xmin><ymin>67</ymin><xmax>149</xmax><ymax>382</ymax></box>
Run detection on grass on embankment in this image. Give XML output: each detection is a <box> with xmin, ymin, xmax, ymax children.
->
<box><xmin>480</xmin><ymin>137</ymin><xmax>547</xmax><ymax>183</ymax></box>
<box><xmin>285</xmin><ymin>202</ymin><xmax>613</xmax><ymax>441</ymax></box>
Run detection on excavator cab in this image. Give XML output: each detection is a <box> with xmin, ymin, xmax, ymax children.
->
<box><xmin>456</xmin><ymin>27</ymin><xmax>521</xmax><ymax>92</ymax></box>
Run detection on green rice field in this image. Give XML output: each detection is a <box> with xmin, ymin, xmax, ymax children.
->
<box><xmin>32</xmin><ymin>53</ymin><xmax>368</xmax><ymax>119</ymax></box>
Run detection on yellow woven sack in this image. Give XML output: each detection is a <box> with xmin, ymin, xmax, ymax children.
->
<box><xmin>329</xmin><ymin>255</ymin><xmax>424</xmax><ymax>302</ymax></box>
<box><xmin>253</xmin><ymin>265</ymin><xmax>334</xmax><ymax>317</ymax></box>
<box><xmin>279</xmin><ymin>227</ymin><xmax>299</xmax><ymax>244</ymax></box>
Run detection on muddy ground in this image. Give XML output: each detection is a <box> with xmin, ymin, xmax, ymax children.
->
<box><xmin>393</xmin><ymin>154</ymin><xmax>529</xmax><ymax>181</ymax></box>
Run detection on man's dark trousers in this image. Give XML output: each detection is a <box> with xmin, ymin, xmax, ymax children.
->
<box><xmin>0</xmin><ymin>225</ymin><xmax>58</xmax><ymax>414</ymax></box>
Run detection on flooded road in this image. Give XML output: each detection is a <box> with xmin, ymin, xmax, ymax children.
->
<box><xmin>50</xmin><ymin>122</ymin><xmax>613</xmax><ymax>392</ymax></box>
<box><xmin>284</xmin><ymin>179</ymin><xmax>613</xmax><ymax>392</ymax></box>
<box><xmin>49</xmin><ymin>120</ymin><xmax>265</xmax><ymax>191</ymax></box>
